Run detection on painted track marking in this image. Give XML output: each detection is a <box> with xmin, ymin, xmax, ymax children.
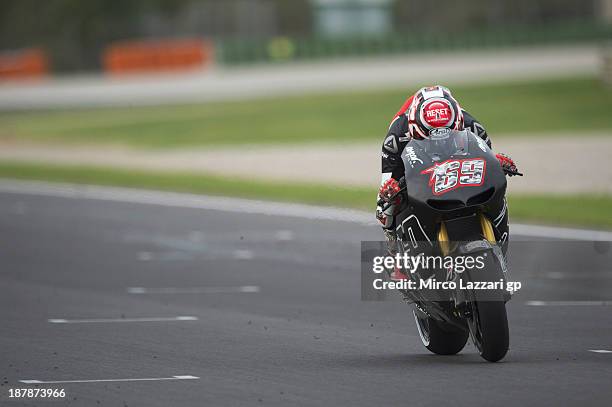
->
<box><xmin>127</xmin><ymin>286</ymin><xmax>260</xmax><ymax>294</ymax></box>
<box><xmin>526</xmin><ymin>301</ymin><xmax>612</xmax><ymax>306</ymax></box>
<box><xmin>19</xmin><ymin>375</ymin><xmax>199</xmax><ymax>384</ymax></box>
<box><xmin>48</xmin><ymin>316</ymin><xmax>198</xmax><ymax>324</ymax></box>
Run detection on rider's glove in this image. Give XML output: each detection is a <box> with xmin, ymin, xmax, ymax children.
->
<box><xmin>379</xmin><ymin>178</ymin><xmax>402</xmax><ymax>204</ymax></box>
<box><xmin>496</xmin><ymin>153</ymin><xmax>519</xmax><ymax>176</ymax></box>
<box><xmin>376</xmin><ymin>178</ymin><xmax>402</xmax><ymax>227</ymax></box>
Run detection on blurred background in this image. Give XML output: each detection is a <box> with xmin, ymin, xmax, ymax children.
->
<box><xmin>0</xmin><ymin>0</ymin><xmax>610</xmax><ymax>227</ymax></box>
<box><xmin>0</xmin><ymin>0</ymin><xmax>610</xmax><ymax>72</ymax></box>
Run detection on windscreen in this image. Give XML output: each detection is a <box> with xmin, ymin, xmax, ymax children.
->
<box><xmin>410</xmin><ymin>129</ymin><xmax>470</xmax><ymax>159</ymax></box>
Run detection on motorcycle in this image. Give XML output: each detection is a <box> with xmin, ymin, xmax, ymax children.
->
<box><xmin>378</xmin><ymin>128</ymin><xmax>522</xmax><ymax>362</ymax></box>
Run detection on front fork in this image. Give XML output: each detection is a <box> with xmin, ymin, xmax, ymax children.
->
<box><xmin>437</xmin><ymin>214</ymin><xmax>510</xmax><ymax>307</ymax></box>
<box><xmin>437</xmin><ymin>213</ymin><xmax>497</xmax><ymax>256</ymax></box>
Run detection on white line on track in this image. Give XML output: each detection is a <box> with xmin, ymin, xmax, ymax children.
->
<box><xmin>275</xmin><ymin>230</ymin><xmax>294</xmax><ymax>241</ymax></box>
<box><xmin>48</xmin><ymin>316</ymin><xmax>198</xmax><ymax>324</ymax></box>
<box><xmin>137</xmin><ymin>251</ymin><xmax>155</xmax><ymax>261</ymax></box>
<box><xmin>127</xmin><ymin>286</ymin><xmax>260</xmax><ymax>294</ymax></box>
<box><xmin>1</xmin><ymin>180</ymin><xmax>611</xmax><ymax>241</ymax></box>
<box><xmin>19</xmin><ymin>375</ymin><xmax>199</xmax><ymax>384</ymax></box>
<box><xmin>545</xmin><ymin>271</ymin><xmax>611</xmax><ymax>280</ymax></box>
<box><xmin>510</xmin><ymin>224</ymin><xmax>612</xmax><ymax>242</ymax></box>
<box><xmin>525</xmin><ymin>301</ymin><xmax>612</xmax><ymax>306</ymax></box>
<box><xmin>589</xmin><ymin>350</ymin><xmax>612</xmax><ymax>354</ymax></box>
<box><xmin>233</xmin><ymin>249</ymin><xmax>254</xmax><ymax>260</ymax></box>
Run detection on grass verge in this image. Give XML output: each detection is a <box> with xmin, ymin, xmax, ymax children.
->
<box><xmin>0</xmin><ymin>162</ymin><xmax>609</xmax><ymax>229</ymax></box>
<box><xmin>1</xmin><ymin>77</ymin><xmax>611</xmax><ymax>148</ymax></box>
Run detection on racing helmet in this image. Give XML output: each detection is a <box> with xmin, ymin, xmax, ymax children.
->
<box><xmin>406</xmin><ymin>85</ymin><xmax>464</xmax><ymax>140</ymax></box>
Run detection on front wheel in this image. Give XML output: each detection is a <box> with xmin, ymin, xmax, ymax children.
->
<box><xmin>413</xmin><ymin>310</ymin><xmax>469</xmax><ymax>355</ymax></box>
<box><xmin>466</xmin><ymin>300</ymin><xmax>509</xmax><ymax>362</ymax></box>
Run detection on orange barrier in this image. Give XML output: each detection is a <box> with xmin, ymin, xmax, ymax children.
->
<box><xmin>103</xmin><ymin>39</ymin><xmax>213</xmax><ymax>74</ymax></box>
<box><xmin>0</xmin><ymin>48</ymin><xmax>49</xmax><ymax>80</ymax></box>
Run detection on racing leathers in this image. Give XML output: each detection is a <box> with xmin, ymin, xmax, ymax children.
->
<box><xmin>377</xmin><ymin>103</ymin><xmax>510</xmax><ymax>257</ymax></box>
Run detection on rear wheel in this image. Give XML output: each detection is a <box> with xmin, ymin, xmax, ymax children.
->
<box><xmin>467</xmin><ymin>300</ymin><xmax>509</xmax><ymax>362</ymax></box>
<box><xmin>413</xmin><ymin>310</ymin><xmax>469</xmax><ymax>355</ymax></box>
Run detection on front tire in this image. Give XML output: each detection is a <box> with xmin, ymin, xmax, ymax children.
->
<box><xmin>467</xmin><ymin>301</ymin><xmax>509</xmax><ymax>362</ymax></box>
<box><xmin>413</xmin><ymin>310</ymin><xmax>469</xmax><ymax>355</ymax></box>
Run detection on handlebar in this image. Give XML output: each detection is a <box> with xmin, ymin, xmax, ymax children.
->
<box><xmin>505</xmin><ymin>169</ymin><xmax>523</xmax><ymax>177</ymax></box>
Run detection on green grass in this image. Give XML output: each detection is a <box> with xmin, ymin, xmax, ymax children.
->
<box><xmin>0</xmin><ymin>162</ymin><xmax>367</xmax><ymax>208</ymax></box>
<box><xmin>0</xmin><ymin>162</ymin><xmax>610</xmax><ymax>229</ymax></box>
<box><xmin>1</xmin><ymin>77</ymin><xmax>611</xmax><ymax>148</ymax></box>
<box><xmin>506</xmin><ymin>195</ymin><xmax>612</xmax><ymax>229</ymax></box>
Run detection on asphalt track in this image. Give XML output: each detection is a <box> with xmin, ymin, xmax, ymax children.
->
<box><xmin>1</xmin><ymin>182</ymin><xmax>611</xmax><ymax>406</ymax></box>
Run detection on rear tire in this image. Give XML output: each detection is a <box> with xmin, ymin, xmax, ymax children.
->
<box><xmin>467</xmin><ymin>301</ymin><xmax>509</xmax><ymax>362</ymax></box>
<box><xmin>413</xmin><ymin>311</ymin><xmax>469</xmax><ymax>355</ymax></box>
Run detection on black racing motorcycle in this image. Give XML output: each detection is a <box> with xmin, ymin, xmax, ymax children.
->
<box><xmin>379</xmin><ymin>129</ymin><xmax>521</xmax><ymax>362</ymax></box>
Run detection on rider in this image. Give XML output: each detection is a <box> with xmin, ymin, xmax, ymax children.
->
<box><xmin>375</xmin><ymin>85</ymin><xmax>518</xmax><ymax>279</ymax></box>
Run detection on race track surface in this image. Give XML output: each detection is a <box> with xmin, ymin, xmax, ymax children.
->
<box><xmin>1</xmin><ymin>184</ymin><xmax>611</xmax><ymax>406</ymax></box>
